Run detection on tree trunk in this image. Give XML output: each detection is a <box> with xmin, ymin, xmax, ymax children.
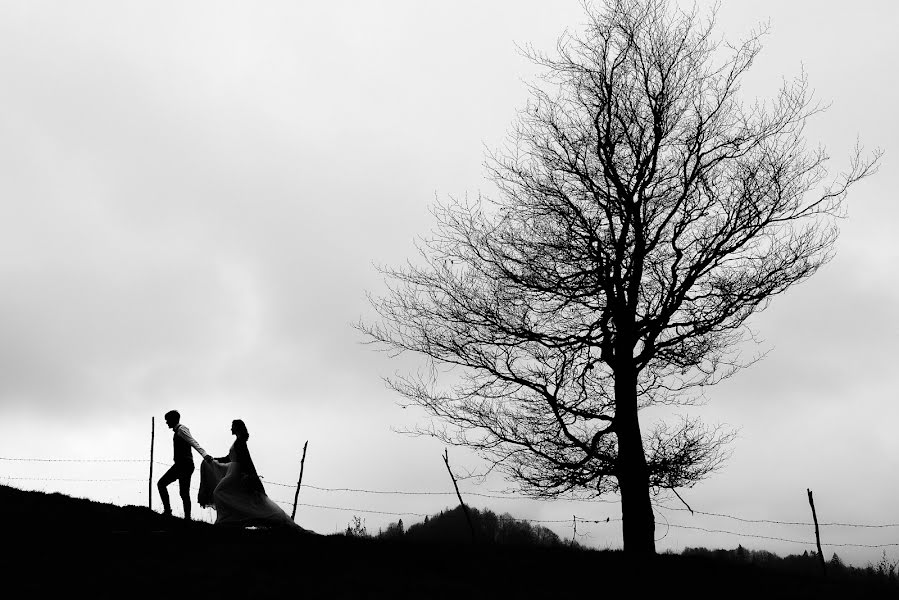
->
<box><xmin>615</xmin><ymin>361</ymin><xmax>656</xmax><ymax>556</ymax></box>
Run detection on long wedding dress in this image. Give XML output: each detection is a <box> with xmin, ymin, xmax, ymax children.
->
<box><xmin>199</xmin><ymin>439</ymin><xmax>303</xmax><ymax>530</ymax></box>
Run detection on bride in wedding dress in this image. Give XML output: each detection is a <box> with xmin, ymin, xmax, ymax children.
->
<box><xmin>199</xmin><ymin>419</ymin><xmax>305</xmax><ymax>531</ymax></box>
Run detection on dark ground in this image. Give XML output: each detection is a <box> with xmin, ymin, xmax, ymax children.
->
<box><xmin>2</xmin><ymin>484</ymin><xmax>896</xmax><ymax>599</ymax></box>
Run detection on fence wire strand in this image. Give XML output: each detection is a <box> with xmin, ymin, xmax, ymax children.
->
<box><xmin>4</xmin><ymin>454</ymin><xmax>899</xmax><ymax>550</ymax></box>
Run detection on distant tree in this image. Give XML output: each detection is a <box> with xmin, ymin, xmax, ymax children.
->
<box><xmin>747</xmin><ymin>548</ymin><xmax>778</xmax><ymax>565</ymax></box>
<box><xmin>361</xmin><ymin>0</ymin><xmax>880</xmax><ymax>556</ymax></box>
<box><xmin>345</xmin><ymin>515</ymin><xmax>369</xmax><ymax>538</ymax></box>
<box><xmin>402</xmin><ymin>506</ymin><xmax>566</xmax><ymax>548</ymax></box>
<box><xmin>873</xmin><ymin>551</ymin><xmax>899</xmax><ymax>581</ymax></box>
<box><xmin>830</xmin><ymin>552</ymin><xmax>846</xmax><ymax>573</ymax></box>
<box><xmin>379</xmin><ymin>518</ymin><xmax>405</xmax><ymax>539</ymax></box>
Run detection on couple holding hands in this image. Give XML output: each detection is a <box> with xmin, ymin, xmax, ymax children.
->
<box><xmin>157</xmin><ymin>410</ymin><xmax>304</xmax><ymax>531</ymax></box>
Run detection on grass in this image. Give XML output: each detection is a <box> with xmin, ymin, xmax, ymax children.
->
<box><xmin>2</xmin><ymin>484</ymin><xmax>896</xmax><ymax>599</ymax></box>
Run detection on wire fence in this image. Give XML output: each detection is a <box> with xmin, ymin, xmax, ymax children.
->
<box><xmin>2</xmin><ymin>454</ymin><xmax>898</xmax><ymax>552</ymax></box>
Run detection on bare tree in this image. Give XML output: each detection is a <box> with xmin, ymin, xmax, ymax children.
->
<box><xmin>360</xmin><ymin>0</ymin><xmax>879</xmax><ymax>556</ymax></box>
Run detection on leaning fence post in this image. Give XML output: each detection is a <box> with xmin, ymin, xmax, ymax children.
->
<box><xmin>807</xmin><ymin>488</ymin><xmax>827</xmax><ymax>577</ymax></box>
<box><xmin>572</xmin><ymin>515</ymin><xmax>578</xmax><ymax>545</ymax></box>
<box><xmin>291</xmin><ymin>440</ymin><xmax>308</xmax><ymax>521</ymax></box>
<box><xmin>443</xmin><ymin>448</ymin><xmax>475</xmax><ymax>543</ymax></box>
<box><xmin>149</xmin><ymin>416</ymin><xmax>155</xmax><ymax>510</ymax></box>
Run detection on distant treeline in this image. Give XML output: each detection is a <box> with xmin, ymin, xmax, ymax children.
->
<box><xmin>346</xmin><ymin>505</ymin><xmax>578</xmax><ymax>548</ymax></box>
<box><xmin>346</xmin><ymin>506</ymin><xmax>899</xmax><ymax>586</ymax></box>
<box><xmin>3</xmin><ymin>484</ymin><xmax>898</xmax><ymax>598</ymax></box>
<box><xmin>681</xmin><ymin>545</ymin><xmax>899</xmax><ymax>584</ymax></box>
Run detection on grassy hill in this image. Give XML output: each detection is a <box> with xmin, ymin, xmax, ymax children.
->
<box><xmin>2</xmin><ymin>484</ymin><xmax>896</xmax><ymax>599</ymax></box>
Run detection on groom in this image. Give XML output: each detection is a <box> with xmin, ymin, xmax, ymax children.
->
<box><xmin>157</xmin><ymin>410</ymin><xmax>211</xmax><ymax>520</ymax></box>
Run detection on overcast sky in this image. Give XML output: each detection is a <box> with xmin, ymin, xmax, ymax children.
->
<box><xmin>0</xmin><ymin>1</ymin><xmax>896</xmax><ymax>567</ymax></box>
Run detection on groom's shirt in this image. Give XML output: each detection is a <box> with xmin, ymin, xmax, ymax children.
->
<box><xmin>173</xmin><ymin>424</ymin><xmax>209</xmax><ymax>466</ymax></box>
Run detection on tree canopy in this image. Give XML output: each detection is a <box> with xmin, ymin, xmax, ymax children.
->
<box><xmin>361</xmin><ymin>0</ymin><xmax>879</xmax><ymax>555</ymax></box>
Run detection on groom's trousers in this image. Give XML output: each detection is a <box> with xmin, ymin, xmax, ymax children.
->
<box><xmin>157</xmin><ymin>462</ymin><xmax>195</xmax><ymax>519</ymax></box>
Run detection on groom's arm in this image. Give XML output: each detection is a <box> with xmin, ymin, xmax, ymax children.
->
<box><xmin>175</xmin><ymin>425</ymin><xmax>209</xmax><ymax>458</ymax></box>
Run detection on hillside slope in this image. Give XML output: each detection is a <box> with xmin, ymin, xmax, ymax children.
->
<box><xmin>2</xmin><ymin>484</ymin><xmax>895</xmax><ymax>599</ymax></box>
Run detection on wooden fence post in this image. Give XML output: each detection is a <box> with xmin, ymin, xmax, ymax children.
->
<box><xmin>149</xmin><ymin>416</ymin><xmax>155</xmax><ymax>510</ymax></box>
<box><xmin>443</xmin><ymin>448</ymin><xmax>476</xmax><ymax>543</ymax></box>
<box><xmin>807</xmin><ymin>488</ymin><xmax>827</xmax><ymax>577</ymax></box>
<box><xmin>291</xmin><ymin>440</ymin><xmax>308</xmax><ymax>521</ymax></box>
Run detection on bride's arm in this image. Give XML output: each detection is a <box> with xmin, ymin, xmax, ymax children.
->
<box><xmin>214</xmin><ymin>444</ymin><xmax>233</xmax><ymax>464</ymax></box>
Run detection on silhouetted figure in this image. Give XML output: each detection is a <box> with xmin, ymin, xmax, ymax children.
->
<box><xmin>199</xmin><ymin>419</ymin><xmax>305</xmax><ymax>531</ymax></box>
<box><xmin>157</xmin><ymin>410</ymin><xmax>210</xmax><ymax>520</ymax></box>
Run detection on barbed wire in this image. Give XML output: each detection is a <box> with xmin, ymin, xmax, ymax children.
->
<box><xmin>5</xmin><ymin>454</ymin><xmax>899</xmax><ymax>550</ymax></box>
<box><xmin>150</xmin><ymin>462</ymin><xmax>596</xmax><ymax>505</ymax></box>
<box><xmin>667</xmin><ymin>523</ymin><xmax>812</xmax><ymax>545</ymax></box>
<box><xmin>666</xmin><ymin>523</ymin><xmax>899</xmax><ymax>549</ymax></box>
<box><xmin>0</xmin><ymin>476</ymin><xmax>145</xmax><ymax>482</ymax></box>
<box><xmin>269</xmin><ymin>495</ymin><xmax>611</xmax><ymax>525</ymax></box>
<box><xmin>655</xmin><ymin>504</ymin><xmax>899</xmax><ymax>529</ymax></box>
<box><xmin>270</xmin><ymin>481</ymin><xmax>605</xmax><ymax>503</ymax></box>
<box><xmin>273</xmin><ymin>499</ymin><xmax>432</xmax><ymax>518</ymax></box>
<box><xmin>0</xmin><ymin>457</ymin><xmax>146</xmax><ymax>463</ymax></box>
<box><xmin>266</xmin><ymin>481</ymin><xmax>448</xmax><ymax>494</ymax></box>
<box><xmin>10</xmin><ymin>458</ymin><xmax>613</xmax><ymax>504</ymax></box>
<box><xmin>6</xmin><ymin>470</ymin><xmax>884</xmax><ymax>549</ymax></box>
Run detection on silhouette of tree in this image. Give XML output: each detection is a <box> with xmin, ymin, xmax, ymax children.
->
<box><xmin>400</xmin><ymin>506</ymin><xmax>567</xmax><ymax>547</ymax></box>
<box><xmin>361</xmin><ymin>0</ymin><xmax>879</xmax><ymax>556</ymax></box>
<box><xmin>344</xmin><ymin>515</ymin><xmax>369</xmax><ymax>538</ymax></box>
<box><xmin>379</xmin><ymin>517</ymin><xmax>405</xmax><ymax>539</ymax></box>
<box><xmin>830</xmin><ymin>552</ymin><xmax>846</xmax><ymax>574</ymax></box>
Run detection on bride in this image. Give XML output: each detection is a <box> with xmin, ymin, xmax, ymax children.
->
<box><xmin>199</xmin><ymin>419</ymin><xmax>305</xmax><ymax>531</ymax></box>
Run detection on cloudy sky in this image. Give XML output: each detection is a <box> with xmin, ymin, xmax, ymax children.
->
<box><xmin>0</xmin><ymin>0</ymin><xmax>895</xmax><ymax>566</ymax></box>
